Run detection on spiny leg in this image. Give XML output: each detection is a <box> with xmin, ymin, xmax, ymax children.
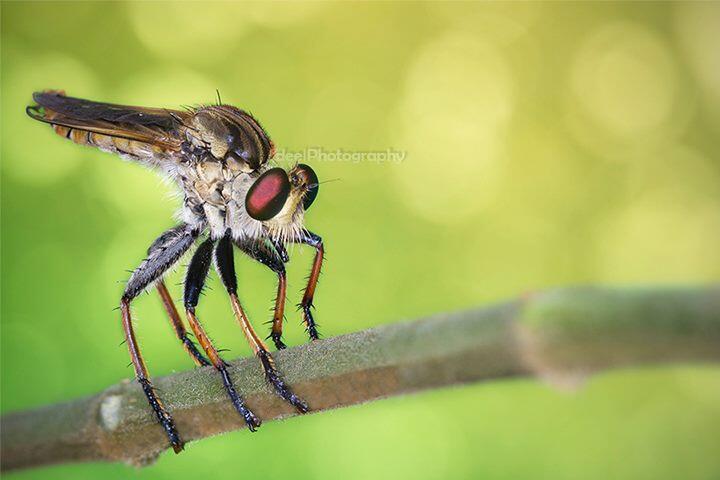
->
<box><xmin>216</xmin><ymin>233</ymin><xmax>309</xmax><ymax>413</ymax></box>
<box><xmin>121</xmin><ymin>223</ymin><xmax>198</xmax><ymax>453</ymax></box>
<box><xmin>235</xmin><ymin>238</ymin><xmax>288</xmax><ymax>350</ymax></box>
<box><xmin>293</xmin><ymin>230</ymin><xmax>324</xmax><ymax>341</ymax></box>
<box><xmin>156</xmin><ymin>280</ymin><xmax>210</xmax><ymax>367</ymax></box>
<box><xmin>183</xmin><ymin>237</ymin><xmax>260</xmax><ymax>430</ymax></box>
<box><xmin>270</xmin><ymin>237</ymin><xmax>290</xmax><ymax>263</ymax></box>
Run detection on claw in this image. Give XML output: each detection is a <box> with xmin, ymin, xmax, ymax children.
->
<box><xmin>216</xmin><ymin>363</ymin><xmax>260</xmax><ymax>430</ymax></box>
<box><xmin>257</xmin><ymin>350</ymin><xmax>309</xmax><ymax>413</ymax></box>
<box><xmin>301</xmin><ymin>305</ymin><xmax>320</xmax><ymax>340</ymax></box>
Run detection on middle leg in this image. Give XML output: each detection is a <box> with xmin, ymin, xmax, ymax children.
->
<box><xmin>215</xmin><ymin>233</ymin><xmax>309</xmax><ymax>413</ymax></box>
<box><xmin>183</xmin><ymin>237</ymin><xmax>261</xmax><ymax>431</ymax></box>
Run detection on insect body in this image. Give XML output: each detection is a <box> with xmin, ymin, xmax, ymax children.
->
<box><xmin>27</xmin><ymin>91</ymin><xmax>324</xmax><ymax>452</ymax></box>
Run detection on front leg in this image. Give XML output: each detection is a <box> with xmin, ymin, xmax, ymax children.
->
<box><xmin>293</xmin><ymin>230</ymin><xmax>324</xmax><ymax>341</ymax></box>
<box><xmin>235</xmin><ymin>238</ymin><xmax>288</xmax><ymax>350</ymax></box>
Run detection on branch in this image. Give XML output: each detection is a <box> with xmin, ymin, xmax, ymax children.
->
<box><xmin>2</xmin><ymin>285</ymin><xmax>719</xmax><ymax>472</ymax></box>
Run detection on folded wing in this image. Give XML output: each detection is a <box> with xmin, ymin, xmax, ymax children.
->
<box><xmin>27</xmin><ymin>90</ymin><xmax>192</xmax><ymax>164</ymax></box>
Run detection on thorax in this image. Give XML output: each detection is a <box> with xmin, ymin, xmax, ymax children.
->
<box><xmin>173</xmin><ymin>157</ymin><xmax>263</xmax><ymax>240</ymax></box>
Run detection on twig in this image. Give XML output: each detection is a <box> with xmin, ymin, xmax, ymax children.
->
<box><xmin>2</xmin><ymin>285</ymin><xmax>719</xmax><ymax>472</ymax></box>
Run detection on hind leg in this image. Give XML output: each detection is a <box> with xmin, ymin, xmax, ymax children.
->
<box><xmin>156</xmin><ymin>280</ymin><xmax>210</xmax><ymax>367</ymax></box>
<box><xmin>120</xmin><ymin>224</ymin><xmax>198</xmax><ymax>453</ymax></box>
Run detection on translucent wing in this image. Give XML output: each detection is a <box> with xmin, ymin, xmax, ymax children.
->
<box><xmin>26</xmin><ymin>90</ymin><xmax>191</xmax><ymax>160</ymax></box>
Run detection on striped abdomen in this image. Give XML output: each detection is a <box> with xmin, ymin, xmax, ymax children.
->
<box><xmin>50</xmin><ymin>122</ymin><xmax>169</xmax><ymax>159</ymax></box>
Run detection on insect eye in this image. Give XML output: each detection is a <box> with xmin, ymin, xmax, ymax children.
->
<box><xmin>245</xmin><ymin>168</ymin><xmax>291</xmax><ymax>221</ymax></box>
<box><xmin>296</xmin><ymin>164</ymin><xmax>319</xmax><ymax>210</ymax></box>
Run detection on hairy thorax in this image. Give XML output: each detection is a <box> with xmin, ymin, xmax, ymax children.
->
<box><xmin>175</xmin><ymin>157</ymin><xmax>264</xmax><ymax>240</ymax></box>
<box><xmin>172</xmin><ymin>157</ymin><xmax>306</xmax><ymax>242</ymax></box>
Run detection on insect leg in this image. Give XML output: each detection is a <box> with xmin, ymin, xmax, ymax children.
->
<box><xmin>270</xmin><ymin>237</ymin><xmax>290</xmax><ymax>263</ymax></box>
<box><xmin>235</xmin><ymin>239</ymin><xmax>288</xmax><ymax>350</ymax></box>
<box><xmin>156</xmin><ymin>280</ymin><xmax>210</xmax><ymax>367</ymax></box>
<box><xmin>215</xmin><ymin>233</ymin><xmax>309</xmax><ymax>413</ymax></box>
<box><xmin>120</xmin><ymin>224</ymin><xmax>198</xmax><ymax>453</ymax></box>
<box><xmin>183</xmin><ymin>237</ymin><xmax>261</xmax><ymax>431</ymax></box>
<box><xmin>293</xmin><ymin>230</ymin><xmax>324</xmax><ymax>341</ymax></box>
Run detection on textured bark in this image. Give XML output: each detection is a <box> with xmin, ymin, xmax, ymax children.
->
<box><xmin>2</xmin><ymin>285</ymin><xmax>719</xmax><ymax>472</ymax></box>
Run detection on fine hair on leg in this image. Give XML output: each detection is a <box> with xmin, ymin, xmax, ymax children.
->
<box><xmin>292</xmin><ymin>230</ymin><xmax>324</xmax><ymax>341</ymax></box>
<box><xmin>183</xmin><ymin>237</ymin><xmax>260</xmax><ymax>430</ymax></box>
<box><xmin>235</xmin><ymin>238</ymin><xmax>288</xmax><ymax>350</ymax></box>
<box><xmin>215</xmin><ymin>232</ymin><xmax>309</xmax><ymax>413</ymax></box>
<box><xmin>120</xmin><ymin>223</ymin><xmax>198</xmax><ymax>453</ymax></box>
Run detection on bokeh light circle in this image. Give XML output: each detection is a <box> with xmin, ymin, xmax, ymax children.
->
<box><xmin>394</xmin><ymin>33</ymin><xmax>514</xmax><ymax>224</ymax></box>
<box><xmin>570</xmin><ymin>22</ymin><xmax>677</xmax><ymax>138</ymax></box>
<box><xmin>596</xmin><ymin>145</ymin><xmax>720</xmax><ymax>282</ymax></box>
<box><xmin>674</xmin><ymin>2</ymin><xmax>720</xmax><ymax>131</ymax></box>
<box><xmin>127</xmin><ymin>2</ymin><xmax>251</xmax><ymax>62</ymax></box>
<box><xmin>429</xmin><ymin>1</ymin><xmax>541</xmax><ymax>45</ymax></box>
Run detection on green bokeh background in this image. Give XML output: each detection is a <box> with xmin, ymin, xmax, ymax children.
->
<box><xmin>2</xmin><ymin>1</ymin><xmax>720</xmax><ymax>479</ymax></box>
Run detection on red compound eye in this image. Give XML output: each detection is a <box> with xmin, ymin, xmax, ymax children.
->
<box><xmin>245</xmin><ymin>168</ymin><xmax>291</xmax><ymax>221</ymax></box>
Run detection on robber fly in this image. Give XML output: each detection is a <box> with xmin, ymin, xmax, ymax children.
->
<box><xmin>26</xmin><ymin>91</ymin><xmax>324</xmax><ymax>453</ymax></box>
